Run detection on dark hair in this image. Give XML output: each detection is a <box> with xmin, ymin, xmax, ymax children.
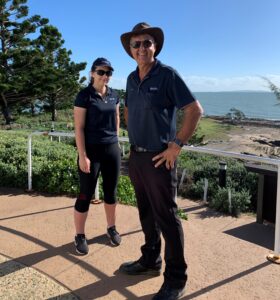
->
<box><xmin>90</xmin><ymin>72</ymin><xmax>94</xmax><ymax>84</ymax></box>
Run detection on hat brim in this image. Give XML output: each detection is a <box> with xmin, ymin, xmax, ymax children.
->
<box><xmin>97</xmin><ymin>64</ymin><xmax>114</xmax><ymax>71</ymax></box>
<box><xmin>120</xmin><ymin>27</ymin><xmax>164</xmax><ymax>58</ymax></box>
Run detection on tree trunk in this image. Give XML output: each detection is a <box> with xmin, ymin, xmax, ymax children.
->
<box><xmin>0</xmin><ymin>93</ymin><xmax>12</xmax><ymax>125</ymax></box>
<box><xmin>31</xmin><ymin>102</ymin><xmax>35</xmax><ymax>116</ymax></box>
<box><xmin>51</xmin><ymin>96</ymin><xmax>57</xmax><ymax>121</ymax></box>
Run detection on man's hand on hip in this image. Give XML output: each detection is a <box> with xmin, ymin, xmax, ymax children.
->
<box><xmin>152</xmin><ymin>142</ymin><xmax>181</xmax><ymax>169</ymax></box>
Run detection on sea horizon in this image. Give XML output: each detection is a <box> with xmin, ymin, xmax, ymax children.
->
<box><xmin>193</xmin><ymin>91</ymin><xmax>279</xmax><ymax>120</ymax></box>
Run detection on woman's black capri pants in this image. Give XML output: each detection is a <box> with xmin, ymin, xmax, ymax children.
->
<box><xmin>74</xmin><ymin>142</ymin><xmax>120</xmax><ymax>213</ymax></box>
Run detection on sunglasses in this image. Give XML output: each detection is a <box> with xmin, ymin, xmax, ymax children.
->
<box><xmin>95</xmin><ymin>69</ymin><xmax>113</xmax><ymax>77</ymax></box>
<box><xmin>130</xmin><ymin>39</ymin><xmax>154</xmax><ymax>49</ymax></box>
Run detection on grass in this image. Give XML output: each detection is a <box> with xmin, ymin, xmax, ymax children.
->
<box><xmin>1</xmin><ymin>109</ymin><xmax>74</xmax><ymax>131</ymax></box>
<box><xmin>196</xmin><ymin>117</ymin><xmax>237</xmax><ymax>142</ymax></box>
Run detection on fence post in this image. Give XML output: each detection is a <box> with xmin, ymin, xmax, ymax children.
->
<box><xmin>178</xmin><ymin>168</ymin><xmax>187</xmax><ymax>191</ymax></box>
<box><xmin>203</xmin><ymin>178</ymin><xmax>208</xmax><ymax>203</ymax></box>
<box><xmin>27</xmin><ymin>134</ymin><xmax>32</xmax><ymax>191</ymax></box>
<box><xmin>228</xmin><ymin>189</ymin><xmax>232</xmax><ymax>214</ymax></box>
<box><xmin>267</xmin><ymin>163</ymin><xmax>280</xmax><ymax>263</ymax></box>
<box><xmin>274</xmin><ymin>165</ymin><xmax>280</xmax><ymax>254</ymax></box>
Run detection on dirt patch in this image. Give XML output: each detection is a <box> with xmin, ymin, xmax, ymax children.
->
<box><xmin>204</xmin><ymin>124</ymin><xmax>280</xmax><ymax>158</ymax></box>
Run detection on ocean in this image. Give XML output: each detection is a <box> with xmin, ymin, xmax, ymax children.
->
<box><xmin>193</xmin><ymin>91</ymin><xmax>280</xmax><ymax>120</ymax></box>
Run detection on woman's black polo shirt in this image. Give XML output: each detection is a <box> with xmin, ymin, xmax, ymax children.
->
<box><xmin>125</xmin><ymin>60</ymin><xmax>196</xmax><ymax>151</ymax></box>
<box><xmin>74</xmin><ymin>84</ymin><xmax>119</xmax><ymax>145</ymax></box>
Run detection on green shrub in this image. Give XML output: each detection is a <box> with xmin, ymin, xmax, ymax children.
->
<box><xmin>177</xmin><ymin>151</ymin><xmax>258</xmax><ymax>213</ymax></box>
<box><xmin>177</xmin><ymin>208</ymin><xmax>188</xmax><ymax>220</ymax></box>
<box><xmin>0</xmin><ymin>130</ymin><xmax>258</xmax><ymax>217</ymax></box>
<box><xmin>210</xmin><ymin>187</ymin><xmax>251</xmax><ymax>217</ymax></box>
<box><xmin>117</xmin><ymin>176</ymin><xmax>136</xmax><ymax>205</ymax></box>
<box><xmin>0</xmin><ymin>131</ymin><xmax>137</xmax><ymax>204</ymax></box>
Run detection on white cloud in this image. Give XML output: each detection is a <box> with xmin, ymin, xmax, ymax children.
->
<box><xmin>183</xmin><ymin>75</ymin><xmax>280</xmax><ymax>92</ymax></box>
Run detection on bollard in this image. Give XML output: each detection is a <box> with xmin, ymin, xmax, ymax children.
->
<box><xmin>219</xmin><ymin>161</ymin><xmax>227</xmax><ymax>187</ymax></box>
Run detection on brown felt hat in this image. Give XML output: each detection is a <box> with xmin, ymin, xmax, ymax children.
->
<box><xmin>120</xmin><ymin>22</ymin><xmax>164</xmax><ymax>58</ymax></box>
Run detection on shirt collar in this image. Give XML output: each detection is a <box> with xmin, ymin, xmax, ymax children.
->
<box><xmin>133</xmin><ymin>59</ymin><xmax>161</xmax><ymax>82</ymax></box>
<box><xmin>88</xmin><ymin>84</ymin><xmax>111</xmax><ymax>96</ymax></box>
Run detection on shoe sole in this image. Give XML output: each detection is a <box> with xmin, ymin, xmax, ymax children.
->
<box><xmin>74</xmin><ymin>241</ymin><xmax>88</xmax><ymax>255</ymax></box>
<box><xmin>119</xmin><ymin>267</ymin><xmax>161</xmax><ymax>276</ymax></box>
<box><xmin>152</xmin><ymin>287</ymin><xmax>186</xmax><ymax>299</ymax></box>
<box><xmin>179</xmin><ymin>290</ymin><xmax>187</xmax><ymax>299</ymax></box>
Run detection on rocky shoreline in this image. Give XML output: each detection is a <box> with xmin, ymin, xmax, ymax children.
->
<box><xmin>210</xmin><ymin>115</ymin><xmax>280</xmax><ymax>128</ymax></box>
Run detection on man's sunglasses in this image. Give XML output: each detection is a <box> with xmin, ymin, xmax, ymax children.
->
<box><xmin>130</xmin><ymin>40</ymin><xmax>154</xmax><ymax>49</ymax></box>
<box><xmin>95</xmin><ymin>69</ymin><xmax>113</xmax><ymax>77</ymax></box>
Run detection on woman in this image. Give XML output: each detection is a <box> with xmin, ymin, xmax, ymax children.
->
<box><xmin>73</xmin><ymin>57</ymin><xmax>121</xmax><ymax>255</ymax></box>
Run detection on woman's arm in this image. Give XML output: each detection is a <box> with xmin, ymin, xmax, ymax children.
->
<box><xmin>116</xmin><ymin>103</ymin><xmax>120</xmax><ymax>137</ymax></box>
<box><xmin>74</xmin><ymin>106</ymin><xmax>90</xmax><ymax>173</ymax></box>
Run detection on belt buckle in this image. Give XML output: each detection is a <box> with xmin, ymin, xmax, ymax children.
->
<box><xmin>137</xmin><ymin>146</ymin><xmax>147</xmax><ymax>152</ymax></box>
<box><xmin>132</xmin><ymin>145</ymin><xmax>148</xmax><ymax>152</ymax></box>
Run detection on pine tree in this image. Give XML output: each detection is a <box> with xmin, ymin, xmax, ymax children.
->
<box><xmin>0</xmin><ymin>0</ymin><xmax>48</xmax><ymax>124</ymax></box>
<box><xmin>32</xmin><ymin>25</ymin><xmax>86</xmax><ymax>121</ymax></box>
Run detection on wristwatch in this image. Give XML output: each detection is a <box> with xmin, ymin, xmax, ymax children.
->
<box><xmin>173</xmin><ymin>138</ymin><xmax>184</xmax><ymax>148</ymax></box>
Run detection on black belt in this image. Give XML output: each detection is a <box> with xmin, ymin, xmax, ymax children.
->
<box><xmin>130</xmin><ymin>145</ymin><xmax>167</xmax><ymax>153</ymax></box>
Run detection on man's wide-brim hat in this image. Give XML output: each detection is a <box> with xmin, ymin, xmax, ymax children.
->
<box><xmin>120</xmin><ymin>22</ymin><xmax>164</xmax><ymax>58</ymax></box>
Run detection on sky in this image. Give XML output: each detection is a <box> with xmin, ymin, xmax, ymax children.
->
<box><xmin>27</xmin><ymin>0</ymin><xmax>280</xmax><ymax>92</ymax></box>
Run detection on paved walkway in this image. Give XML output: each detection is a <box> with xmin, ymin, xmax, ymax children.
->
<box><xmin>0</xmin><ymin>187</ymin><xmax>280</xmax><ymax>299</ymax></box>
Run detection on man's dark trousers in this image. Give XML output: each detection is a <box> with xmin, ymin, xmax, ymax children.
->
<box><xmin>129</xmin><ymin>150</ymin><xmax>187</xmax><ymax>289</ymax></box>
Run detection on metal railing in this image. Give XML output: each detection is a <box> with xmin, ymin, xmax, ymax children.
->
<box><xmin>27</xmin><ymin>131</ymin><xmax>280</xmax><ymax>256</ymax></box>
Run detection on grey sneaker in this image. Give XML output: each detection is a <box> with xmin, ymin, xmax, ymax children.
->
<box><xmin>74</xmin><ymin>234</ymin><xmax>88</xmax><ymax>255</ymax></box>
<box><xmin>107</xmin><ymin>226</ymin><xmax>121</xmax><ymax>246</ymax></box>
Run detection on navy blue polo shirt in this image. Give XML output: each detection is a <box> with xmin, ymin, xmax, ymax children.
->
<box><xmin>125</xmin><ymin>59</ymin><xmax>196</xmax><ymax>151</ymax></box>
<box><xmin>74</xmin><ymin>84</ymin><xmax>119</xmax><ymax>145</ymax></box>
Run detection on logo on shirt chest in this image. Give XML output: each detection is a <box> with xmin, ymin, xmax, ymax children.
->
<box><xmin>149</xmin><ymin>87</ymin><xmax>158</xmax><ymax>92</ymax></box>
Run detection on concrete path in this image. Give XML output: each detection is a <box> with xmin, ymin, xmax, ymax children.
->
<box><xmin>0</xmin><ymin>187</ymin><xmax>280</xmax><ymax>299</ymax></box>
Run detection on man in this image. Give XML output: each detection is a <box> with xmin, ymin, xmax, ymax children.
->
<box><xmin>119</xmin><ymin>22</ymin><xmax>203</xmax><ymax>300</ymax></box>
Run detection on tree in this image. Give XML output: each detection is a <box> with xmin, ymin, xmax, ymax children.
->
<box><xmin>226</xmin><ymin>108</ymin><xmax>246</xmax><ymax>120</ymax></box>
<box><xmin>263</xmin><ymin>77</ymin><xmax>280</xmax><ymax>103</ymax></box>
<box><xmin>0</xmin><ymin>0</ymin><xmax>48</xmax><ymax>124</ymax></box>
<box><xmin>32</xmin><ymin>25</ymin><xmax>86</xmax><ymax>121</ymax></box>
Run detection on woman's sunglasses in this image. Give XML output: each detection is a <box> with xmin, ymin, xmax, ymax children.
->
<box><xmin>95</xmin><ymin>69</ymin><xmax>113</xmax><ymax>77</ymax></box>
<box><xmin>130</xmin><ymin>40</ymin><xmax>154</xmax><ymax>49</ymax></box>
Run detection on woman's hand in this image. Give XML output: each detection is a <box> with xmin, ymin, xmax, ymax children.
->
<box><xmin>79</xmin><ymin>156</ymin><xmax>91</xmax><ymax>173</ymax></box>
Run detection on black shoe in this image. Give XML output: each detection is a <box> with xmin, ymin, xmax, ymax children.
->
<box><xmin>107</xmin><ymin>226</ymin><xmax>121</xmax><ymax>246</ymax></box>
<box><xmin>152</xmin><ymin>283</ymin><xmax>186</xmax><ymax>300</ymax></box>
<box><xmin>74</xmin><ymin>234</ymin><xmax>88</xmax><ymax>255</ymax></box>
<box><xmin>119</xmin><ymin>261</ymin><xmax>161</xmax><ymax>276</ymax></box>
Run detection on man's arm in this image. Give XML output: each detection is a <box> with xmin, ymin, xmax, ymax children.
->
<box><xmin>116</xmin><ymin>103</ymin><xmax>120</xmax><ymax>136</ymax></box>
<box><xmin>176</xmin><ymin>100</ymin><xmax>204</xmax><ymax>144</ymax></box>
<box><xmin>152</xmin><ymin>100</ymin><xmax>203</xmax><ymax>169</ymax></box>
